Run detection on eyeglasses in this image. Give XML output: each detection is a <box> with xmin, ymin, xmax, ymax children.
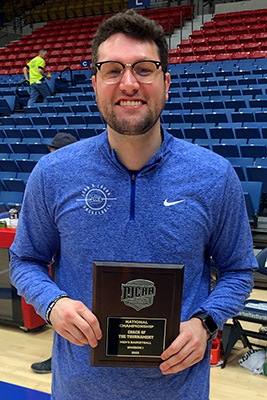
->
<box><xmin>95</xmin><ymin>60</ymin><xmax>162</xmax><ymax>84</ymax></box>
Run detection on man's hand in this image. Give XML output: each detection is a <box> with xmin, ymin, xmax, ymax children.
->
<box><xmin>49</xmin><ymin>297</ymin><xmax>102</xmax><ymax>347</ymax></box>
<box><xmin>159</xmin><ymin>318</ymin><xmax>209</xmax><ymax>375</ymax></box>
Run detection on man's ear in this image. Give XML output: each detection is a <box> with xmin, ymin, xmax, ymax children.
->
<box><xmin>92</xmin><ymin>75</ymin><xmax>96</xmax><ymax>92</ymax></box>
<box><xmin>165</xmin><ymin>72</ymin><xmax>171</xmax><ymax>102</ymax></box>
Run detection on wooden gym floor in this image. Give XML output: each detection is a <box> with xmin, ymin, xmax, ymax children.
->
<box><xmin>0</xmin><ymin>288</ymin><xmax>266</xmax><ymax>399</ymax></box>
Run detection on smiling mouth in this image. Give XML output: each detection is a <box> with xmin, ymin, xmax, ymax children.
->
<box><xmin>118</xmin><ymin>100</ymin><xmax>145</xmax><ymax>106</ymax></box>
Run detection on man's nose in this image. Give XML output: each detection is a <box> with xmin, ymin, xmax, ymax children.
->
<box><xmin>119</xmin><ymin>68</ymin><xmax>140</xmax><ymax>92</ymax></box>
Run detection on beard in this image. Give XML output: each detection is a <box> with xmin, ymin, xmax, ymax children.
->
<box><xmin>95</xmin><ymin>92</ymin><xmax>166</xmax><ymax>136</ymax></box>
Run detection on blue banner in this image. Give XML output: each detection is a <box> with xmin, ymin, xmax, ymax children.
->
<box><xmin>129</xmin><ymin>0</ymin><xmax>150</xmax><ymax>9</ymax></box>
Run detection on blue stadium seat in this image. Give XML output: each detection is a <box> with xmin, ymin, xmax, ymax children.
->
<box><xmin>66</xmin><ymin>115</ymin><xmax>85</xmax><ymax>126</ymax></box>
<box><xmin>84</xmin><ymin>115</ymin><xmax>103</xmax><ymax>125</ymax></box>
<box><xmin>21</xmin><ymin>128</ymin><xmax>42</xmax><ymax>138</ymax></box>
<box><xmin>246</xmin><ymin>166</ymin><xmax>267</xmax><ymax>193</ymax></box>
<box><xmin>255</xmin><ymin>158</ymin><xmax>267</xmax><ymax>167</ymax></box>
<box><xmin>9</xmin><ymin>154</ymin><xmax>29</xmax><ymax>160</ymax></box>
<box><xmin>0</xmin><ymin>143</ymin><xmax>12</xmax><ymax>153</ymax></box>
<box><xmin>224</xmin><ymin>99</ymin><xmax>247</xmax><ymax>111</ymax></box>
<box><xmin>164</xmin><ymin>102</ymin><xmax>183</xmax><ymax>111</ymax></box>
<box><xmin>31</xmin><ymin>116</ymin><xmax>50</xmax><ymax>128</ymax></box>
<box><xmin>62</xmin><ymin>95</ymin><xmax>79</xmax><ymax>103</ymax></box>
<box><xmin>38</xmin><ymin>105</ymin><xmax>56</xmax><ymax>114</ymax></box>
<box><xmin>77</xmin><ymin>128</ymin><xmax>97</xmax><ymax>139</ymax></box>
<box><xmin>27</xmin><ymin>142</ymin><xmax>49</xmax><ymax>154</ymax></box>
<box><xmin>180</xmin><ymin>81</ymin><xmax>199</xmax><ymax>89</ymax></box>
<box><xmin>182</xmin><ymin>90</ymin><xmax>202</xmax><ymax>98</ymax></box>
<box><xmin>14</xmin><ymin>116</ymin><xmax>33</xmax><ymax>127</ymax></box>
<box><xmin>235</xmin><ymin>126</ymin><xmax>261</xmax><ymax>139</ymax></box>
<box><xmin>16</xmin><ymin>159</ymin><xmax>37</xmax><ymax>172</ymax></box>
<box><xmin>249</xmin><ymin>99</ymin><xmax>267</xmax><ymax>109</ymax></box>
<box><xmin>17</xmin><ymin>172</ymin><xmax>31</xmax><ymax>182</ymax></box>
<box><xmin>0</xmin><ymin>191</ymin><xmax>24</xmax><ymax>211</ymax></box>
<box><xmin>54</xmin><ymin>105</ymin><xmax>72</xmax><ymax>115</ymax></box>
<box><xmin>70</xmin><ymin>104</ymin><xmax>90</xmax><ymax>114</ymax></box>
<box><xmin>203</xmin><ymin>100</ymin><xmax>225</xmax><ymax>110</ymax></box>
<box><xmin>161</xmin><ymin>113</ymin><xmax>183</xmax><ymax>124</ymax></box>
<box><xmin>221</xmin><ymin>139</ymin><xmax>247</xmax><ymax>145</ymax></box>
<box><xmin>227</xmin><ymin>157</ymin><xmax>254</xmax><ymax>181</ymax></box>
<box><xmin>29</xmin><ymin>153</ymin><xmax>44</xmax><ymax>161</ymax></box>
<box><xmin>39</xmin><ymin>128</ymin><xmax>58</xmax><ymax>138</ymax></box>
<box><xmin>232</xmin><ymin>112</ymin><xmax>255</xmax><ymax>123</ymax></box>
<box><xmin>0</xmin><ymin>116</ymin><xmax>16</xmax><ymax>127</ymax></box>
<box><xmin>242</xmin><ymin>88</ymin><xmax>262</xmax><ymax>97</ymax></box>
<box><xmin>0</xmin><ymin>159</ymin><xmax>20</xmax><ymax>172</ymax></box>
<box><xmin>87</xmin><ymin>104</ymin><xmax>99</xmax><ymax>113</ymax></box>
<box><xmin>183</xmin><ymin>127</ymin><xmax>208</xmax><ymax>140</ymax></box>
<box><xmin>182</xmin><ymin>101</ymin><xmax>203</xmax><ymax>110</ymax></box>
<box><xmin>209</xmin><ymin>126</ymin><xmax>234</xmax><ymax>139</ymax></box>
<box><xmin>4</xmin><ymin>128</ymin><xmax>22</xmax><ymax>140</ymax></box>
<box><xmin>206</xmin><ymin>112</ymin><xmax>229</xmax><ymax>124</ymax></box>
<box><xmin>0</xmin><ymin>179</ymin><xmax>6</xmax><ymax>191</ymax></box>
<box><xmin>10</xmin><ymin>142</ymin><xmax>30</xmax><ymax>153</ymax></box>
<box><xmin>77</xmin><ymin>94</ymin><xmax>95</xmax><ymax>102</ymax></box>
<box><xmin>240</xmin><ymin>144</ymin><xmax>267</xmax><ymax>159</ymax></box>
<box><xmin>248</xmin><ymin>139</ymin><xmax>267</xmax><ymax>145</ymax></box>
<box><xmin>232</xmin><ymin>165</ymin><xmax>246</xmax><ymax>181</ymax></box>
<box><xmin>0</xmin><ymin>171</ymin><xmax>17</xmax><ymax>180</ymax></box>
<box><xmin>199</xmin><ymin>80</ymin><xmax>218</xmax><ymax>87</ymax></box>
<box><xmin>221</xmin><ymin>88</ymin><xmax>242</xmax><ymax>97</ymax></box>
<box><xmin>183</xmin><ymin>113</ymin><xmax>206</xmax><ymax>124</ymax></box>
<box><xmin>3</xmin><ymin>178</ymin><xmax>26</xmax><ymax>192</ymax></box>
<box><xmin>194</xmin><ymin>138</ymin><xmax>219</xmax><ymax>149</ymax></box>
<box><xmin>212</xmin><ymin>144</ymin><xmax>240</xmax><ymax>158</ymax></box>
<box><xmin>255</xmin><ymin>111</ymin><xmax>267</xmax><ymax>122</ymax></box>
<box><xmin>24</xmin><ymin>106</ymin><xmax>40</xmax><ymax>115</ymax></box>
<box><xmin>48</xmin><ymin>115</ymin><xmax>68</xmax><ymax>127</ymax></box>
<box><xmin>0</xmin><ymin>98</ymin><xmax>12</xmax><ymax>115</ymax></box>
<box><xmin>241</xmin><ymin>181</ymin><xmax>262</xmax><ymax>224</ymax></box>
<box><xmin>46</xmin><ymin>96</ymin><xmax>63</xmax><ymax>105</ymax></box>
<box><xmin>166</xmin><ymin>128</ymin><xmax>184</xmax><ymax>139</ymax></box>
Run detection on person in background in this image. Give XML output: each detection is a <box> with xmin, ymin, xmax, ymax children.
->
<box><xmin>31</xmin><ymin>132</ymin><xmax>77</xmax><ymax>374</ymax></box>
<box><xmin>23</xmin><ymin>49</ymin><xmax>51</xmax><ymax>107</ymax></box>
<box><xmin>10</xmin><ymin>10</ymin><xmax>257</xmax><ymax>400</ymax></box>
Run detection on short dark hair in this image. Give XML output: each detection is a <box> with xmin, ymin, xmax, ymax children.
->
<box><xmin>91</xmin><ymin>9</ymin><xmax>168</xmax><ymax>75</ymax></box>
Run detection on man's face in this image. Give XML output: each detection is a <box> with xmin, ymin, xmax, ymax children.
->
<box><xmin>92</xmin><ymin>33</ymin><xmax>170</xmax><ymax>136</ymax></box>
<box><xmin>41</xmin><ymin>51</ymin><xmax>47</xmax><ymax>59</ymax></box>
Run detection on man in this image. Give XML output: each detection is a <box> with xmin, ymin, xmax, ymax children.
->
<box><xmin>23</xmin><ymin>49</ymin><xmax>51</xmax><ymax>107</ymax></box>
<box><xmin>30</xmin><ymin>132</ymin><xmax>77</xmax><ymax>374</ymax></box>
<box><xmin>10</xmin><ymin>10</ymin><xmax>257</xmax><ymax>400</ymax></box>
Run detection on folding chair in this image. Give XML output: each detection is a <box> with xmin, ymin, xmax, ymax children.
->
<box><xmin>222</xmin><ymin>248</ymin><xmax>267</xmax><ymax>368</ymax></box>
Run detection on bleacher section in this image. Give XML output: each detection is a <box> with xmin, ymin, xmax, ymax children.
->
<box><xmin>0</xmin><ymin>56</ymin><xmax>266</xmax><ymax>218</ymax></box>
<box><xmin>170</xmin><ymin>8</ymin><xmax>267</xmax><ymax>63</ymax></box>
<box><xmin>0</xmin><ymin>5</ymin><xmax>194</xmax><ymax>75</ymax></box>
<box><xmin>0</xmin><ymin>7</ymin><xmax>266</xmax><ymax>224</ymax></box>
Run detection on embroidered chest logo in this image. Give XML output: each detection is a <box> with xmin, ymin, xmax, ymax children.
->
<box><xmin>121</xmin><ymin>279</ymin><xmax>156</xmax><ymax>311</ymax></box>
<box><xmin>77</xmin><ymin>184</ymin><xmax>117</xmax><ymax>215</ymax></box>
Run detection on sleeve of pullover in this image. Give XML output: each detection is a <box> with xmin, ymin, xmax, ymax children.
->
<box><xmin>9</xmin><ymin>159</ymin><xmax>68</xmax><ymax>320</ymax></box>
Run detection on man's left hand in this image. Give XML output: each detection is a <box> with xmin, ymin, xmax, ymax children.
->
<box><xmin>159</xmin><ymin>318</ymin><xmax>209</xmax><ymax>375</ymax></box>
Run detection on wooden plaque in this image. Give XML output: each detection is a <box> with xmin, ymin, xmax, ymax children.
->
<box><xmin>91</xmin><ymin>261</ymin><xmax>184</xmax><ymax>367</ymax></box>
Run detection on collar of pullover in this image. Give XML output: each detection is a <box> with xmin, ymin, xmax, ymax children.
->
<box><xmin>97</xmin><ymin>128</ymin><xmax>174</xmax><ymax>175</ymax></box>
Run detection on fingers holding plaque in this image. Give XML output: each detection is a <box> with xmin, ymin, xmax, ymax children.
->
<box><xmin>91</xmin><ymin>261</ymin><xmax>184</xmax><ymax>368</ymax></box>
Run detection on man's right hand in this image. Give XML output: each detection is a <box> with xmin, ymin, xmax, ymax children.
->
<box><xmin>49</xmin><ymin>297</ymin><xmax>102</xmax><ymax>347</ymax></box>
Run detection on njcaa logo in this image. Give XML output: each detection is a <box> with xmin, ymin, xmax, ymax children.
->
<box><xmin>121</xmin><ymin>279</ymin><xmax>156</xmax><ymax>311</ymax></box>
<box><xmin>77</xmin><ymin>184</ymin><xmax>117</xmax><ymax>215</ymax></box>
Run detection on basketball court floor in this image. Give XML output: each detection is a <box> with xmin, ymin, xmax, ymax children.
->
<box><xmin>0</xmin><ymin>381</ymin><xmax>50</xmax><ymax>400</ymax></box>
